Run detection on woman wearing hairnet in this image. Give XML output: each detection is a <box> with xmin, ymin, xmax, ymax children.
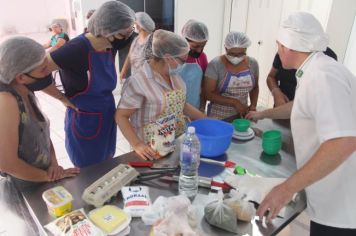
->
<box><xmin>42</xmin><ymin>1</ymin><xmax>136</xmax><ymax>167</ymax></box>
<box><xmin>0</xmin><ymin>37</ymin><xmax>79</xmax><ymax>189</ymax></box>
<box><xmin>204</xmin><ymin>32</ymin><xmax>259</xmax><ymax>119</ymax></box>
<box><xmin>180</xmin><ymin>19</ymin><xmax>209</xmax><ymax>109</ymax></box>
<box><xmin>246</xmin><ymin>13</ymin><xmax>356</xmax><ymax>235</ymax></box>
<box><xmin>116</xmin><ymin>30</ymin><xmax>205</xmax><ymax>160</ymax></box>
<box><xmin>120</xmin><ymin>12</ymin><xmax>155</xmax><ymax>81</ymax></box>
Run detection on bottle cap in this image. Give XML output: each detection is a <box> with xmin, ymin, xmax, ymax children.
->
<box><xmin>187</xmin><ymin>126</ymin><xmax>195</xmax><ymax>134</ymax></box>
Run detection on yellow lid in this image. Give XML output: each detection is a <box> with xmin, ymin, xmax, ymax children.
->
<box><xmin>89</xmin><ymin>205</ymin><xmax>128</xmax><ymax>234</ymax></box>
<box><xmin>42</xmin><ymin>186</ymin><xmax>73</xmax><ymax>208</ymax></box>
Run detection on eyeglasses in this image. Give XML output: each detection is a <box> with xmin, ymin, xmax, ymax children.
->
<box><xmin>227</xmin><ymin>52</ymin><xmax>246</xmax><ymax>57</ymax></box>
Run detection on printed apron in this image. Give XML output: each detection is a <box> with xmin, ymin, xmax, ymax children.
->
<box><xmin>179</xmin><ymin>62</ymin><xmax>203</xmax><ymax>109</ymax></box>
<box><xmin>208</xmin><ymin>56</ymin><xmax>255</xmax><ymax>119</ymax></box>
<box><xmin>143</xmin><ymin>75</ymin><xmax>186</xmax><ymax>157</ymax></box>
<box><xmin>65</xmin><ymin>35</ymin><xmax>117</xmax><ymax>167</ymax></box>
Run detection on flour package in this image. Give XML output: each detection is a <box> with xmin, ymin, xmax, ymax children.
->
<box><xmin>121</xmin><ymin>186</ymin><xmax>151</xmax><ymax>217</ymax></box>
<box><xmin>45</xmin><ymin>209</ymin><xmax>104</xmax><ymax>236</ymax></box>
<box><xmin>150</xmin><ymin>114</ymin><xmax>176</xmax><ymax>157</ymax></box>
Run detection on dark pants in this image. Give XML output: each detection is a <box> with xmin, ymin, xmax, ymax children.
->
<box><xmin>310</xmin><ymin>221</ymin><xmax>356</xmax><ymax>236</ymax></box>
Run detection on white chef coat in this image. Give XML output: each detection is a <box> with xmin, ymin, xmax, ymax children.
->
<box><xmin>291</xmin><ymin>52</ymin><xmax>356</xmax><ymax>228</ymax></box>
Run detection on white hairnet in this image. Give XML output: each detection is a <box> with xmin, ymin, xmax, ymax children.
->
<box><xmin>0</xmin><ymin>37</ymin><xmax>45</xmax><ymax>84</ymax></box>
<box><xmin>135</xmin><ymin>12</ymin><xmax>155</xmax><ymax>33</ymax></box>
<box><xmin>224</xmin><ymin>31</ymin><xmax>251</xmax><ymax>49</ymax></box>
<box><xmin>181</xmin><ymin>19</ymin><xmax>209</xmax><ymax>42</ymax></box>
<box><xmin>152</xmin><ymin>29</ymin><xmax>189</xmax><ymax>58</ymax></box>
<box><xmin>88</xmin><ymin>1</ymin><xmax>135</xmax><ymax>37</ymax></box>
<box><xmin>277</xmin><ymin>12</ymin><xmax>328</xmax><ymax>52</ymax></box>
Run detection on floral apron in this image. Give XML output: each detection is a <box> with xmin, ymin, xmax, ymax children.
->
<box><xmin>208</xmin><ymin>56</ymin><xmax>255</xmax><ymax>119</ymax></box>
<box><xmin>143</xmin><ymin>75</ymin><xmax>186</xmax><ymax>157</ymax></box>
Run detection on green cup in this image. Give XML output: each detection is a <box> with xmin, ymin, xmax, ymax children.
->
<box><xmin>262</xmin><ymin>130</ymin><xmax>282</xmax><ymax>155</ymax></box>
<box><xmin>232</xmin><ymin>118</ymin><xmax>251</xmax><ymax>132</ymax></box>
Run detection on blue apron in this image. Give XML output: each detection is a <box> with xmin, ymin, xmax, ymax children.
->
<box><xmin>179</xmin><ymin>62</ymin><xmax>203</xmax><ymax>108</ymax></box>
<box><xmin>64</xmin><ymin>35</ymin><xmax>117</xmax><ymax>167</ymax></box>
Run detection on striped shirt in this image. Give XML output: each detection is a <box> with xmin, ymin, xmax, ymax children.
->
<box><xmin>118</xmin><ymin>61</ymin><xmax>186</xmax><ymax>139</ymax></box>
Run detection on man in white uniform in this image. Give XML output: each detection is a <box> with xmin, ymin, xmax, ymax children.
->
<box><xmin>249</xmin><ymin>12</ymin><xmax>356</xmax><ymax>236</ymax></box>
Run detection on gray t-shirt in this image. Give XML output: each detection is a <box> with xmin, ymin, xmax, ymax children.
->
<box><xmin>205</xmin><ymin>56</ymin><xmax>259</xmax><ymax>85</ymax></box>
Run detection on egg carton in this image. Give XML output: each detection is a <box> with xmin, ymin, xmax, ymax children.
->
<box><xmin>82</xmin><ymin>164</ymin><xmax>139</xmax><ymax>208</ymax></box>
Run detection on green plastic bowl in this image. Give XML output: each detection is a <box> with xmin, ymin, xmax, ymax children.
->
<box><xmin>262</xmin><ymin>130</ymin><xmax>282</xmax><ymax>141</ymax></box>
<box><xmin>262</xmin><ymin>142</ymin><xmax>282</xmax><ymax>155</ymax></box>
<box><xmin>232</xmin><ymin>119</ymin><xmax>251</xmax><ymax>132</ymax></box>
<box><xmin>262</xmin><ymin>130</ymin><xmax>282</xmax><ymax>155</ymax></box>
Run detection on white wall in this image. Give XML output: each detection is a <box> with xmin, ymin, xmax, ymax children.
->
<box><xmin>76</xmin><ymin>0</ymin><xmax>109</xmax><ymax>34</ymax></box>
<box><xmin>0</xmin><ymin>0</ymin><xmax>71</xmax><ymax>35</ymax></box>
<box><xmin>280</xmin><ymin>0</ymin><xmax>333</xmax><ymax>29</ymax></box>
<box><xmin>344</xmin><ymin>15</ymin><xmax>356</xmax><ymax>76</ymax></box>
<box><xmin>175</xmin><ymin>0</ymin><xmax>226</xmax><ymax>61</ymax></box>
<box><xmin>326</xmin><ymin>0</ymin><xmax>356</xmax><ymax>62</ymax></box>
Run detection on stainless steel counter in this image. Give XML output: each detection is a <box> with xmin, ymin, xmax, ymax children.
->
<box><xmin>1</xmin><ymin>118</ymin><xmax>306</xmax><ymax>236</ymax></box>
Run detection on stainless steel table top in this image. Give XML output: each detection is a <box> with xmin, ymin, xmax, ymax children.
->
<box><xmin>2</xmin><ymin>118</ymin><xmax>306</xmax><ymax>236</ymax></box>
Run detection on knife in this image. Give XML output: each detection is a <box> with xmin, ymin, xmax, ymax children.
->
<box><xmin>128</xmin><ymin>161</ymin><xmax>178</xmax><ymax>169</ymax></box>
<box><xmin>200</xmin><ymin>158</ymin><xmax>236</xmax><ymax>168</ymax></box>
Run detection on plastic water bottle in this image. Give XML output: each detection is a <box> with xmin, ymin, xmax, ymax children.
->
<box><xmin>179</xmin><ymin>126</ymin><xmax>201</xmax><ymax>199</ymax></box>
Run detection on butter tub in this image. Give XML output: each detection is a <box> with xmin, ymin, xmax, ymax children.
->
<box><xmin>42</xmin><ymin>186</ymin><xmax>73</xmax><ymax>217</ymax></box>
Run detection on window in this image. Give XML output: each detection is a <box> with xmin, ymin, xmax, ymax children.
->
<box><xmin>117</xmin><ymin>0</ymin><xmax>174</xmax><ymax>31</ymax></box>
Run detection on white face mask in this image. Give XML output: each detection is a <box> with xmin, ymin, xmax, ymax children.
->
<box><xmin>225</xmin><ymin>54</ymin><xmax>245</xmax><ymax>65</ymax></box>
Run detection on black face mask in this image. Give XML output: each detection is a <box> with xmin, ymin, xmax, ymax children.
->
<box><xmin>110</xmin><ymin>32</ymin><xmax>137</xmax><ymax>50</ymax></box>
<box><xmin>188</xmin><ymin>49</ymin><xmax>202</xmax><ymax>58</ymax></box>
<box><xmin>25</xmin><ymin>73</ymin><xmax>53</xmax><ymax>92</ymax></box>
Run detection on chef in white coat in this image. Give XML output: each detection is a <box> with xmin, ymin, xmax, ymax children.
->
<box><xmin>250</xmin><ymin>12</ymin><xmax>356</xmax><ymax>236</ymax></box>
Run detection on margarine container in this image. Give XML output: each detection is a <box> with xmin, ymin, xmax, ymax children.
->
<box><xmin>42</xmin><ymin>186</ymin><xmax>73</xmax><ymax>217</ymax></box>
<box><xmin>89</xmin><ymin>205</ymin><xmax>131</xmax><ymax>235</ymax></box>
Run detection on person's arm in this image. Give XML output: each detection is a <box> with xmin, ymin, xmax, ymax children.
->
<box><xmin>42</xmin><ymin>54</ymin><xmax>78</xmax><ymax>111</ymax></box>
<box><xmin>257</xmin><ymin>136</ymin><xmax>356</xmax><ymax>222</ymax></box>
<box><xmin>120</xmin><ymin>54</ymin><xmax>130</xmax><ymax>81</ymax></box>
<box><xmin>115</xmin><ymin>108</ymin><xmax>157</xmax><ymax>160</ymax></box>
<box><xmin>266</xmin><ymin>67</ymin><xmax>289</xmax><ymax>107</ymax></box>
<box><xmin>249</xmin><ymin>74</ymin><xmax>259</xmax><ymax>111</ymax></box>
<box><xmin>43</xmin><ymin>40</ymin><xmax>51</xmax><ymax>49</ymax></box>
<box><xmin>48</xmin><ymin>38</ymin><xmax>66</xmax><ymax>52</ymax></box>
<box><xmin>204</xmin><ymin>77</ymin><xmax>248</xmax><ymax>115</ymax></box>
<box><xmin>245</xmin><ymin>101</ymin><xmax>293</xmax><ymax>121</ymax></box>
<box><xmin>183</xmin><ymin>103</ymin><xmax>207</xmax><ymax>121</ymax></box>
<box><xmin>47</xmin><ymin>140</ymin><xmax>64</xmax><ymax>180</ymax></box>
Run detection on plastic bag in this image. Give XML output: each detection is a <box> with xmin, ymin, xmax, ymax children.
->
<box><xmin>224</xmin><ymin>189</ymin><xmax>256</xmax><ymax>222</ymax></box>
<box><xmin>44</xmin><ymin>209</ymin><xmax>104</xmax><ymax>236</ymax></box>
<box><xmin>144</xmin><ymin>195</ymin><xmax>199</xmax><ymax>235</ymax></box>
<box><xmin>141</xmin><ymin>196</ymin><xmax>168</xmax><ymax>225</ymax></box>
<box><xmin>121</xmin><ymin>186</ymin><xmax>151</xmax><ymax>217</ymax></box>
<box><xmin>204</xmin><ymin>191</ymin><xmax>238</xmax><ymax>233</ymax></box>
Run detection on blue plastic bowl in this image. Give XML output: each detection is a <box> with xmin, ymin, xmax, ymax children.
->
<box><xmin>189</xmin><ymin>119</ymin><xmax>234</xmax><ymax>158</ymax></box>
